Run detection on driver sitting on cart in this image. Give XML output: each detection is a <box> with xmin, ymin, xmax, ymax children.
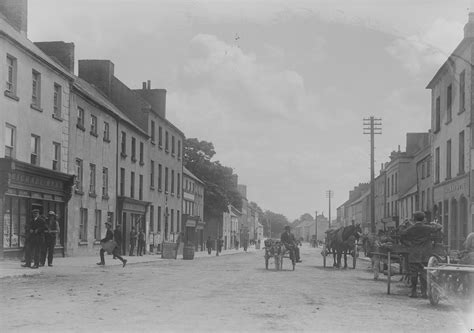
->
<box><xmin>281</xmin><ymin>226</ymin><xmax>302</xmax><ymax>263</ymax></box>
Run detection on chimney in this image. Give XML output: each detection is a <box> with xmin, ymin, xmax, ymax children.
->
<box><xmin>34</xmin><ymin>41</ymin><xmax>75</xmax><ymax>72</ymax></box>
<box><xmin>465</xmin><ymin>6</ymin><xmax>474</xmax><ymax>38</ymax></box>
<box><xmin>0</xmin><ymin>0</ymin><xmax>27</xmax><ymax>35</ymax></box>
<box><xmin>134</xmin><ymin>87</ymin><xmax>167</xmax><ymax>118</ymax></box>
<box><xmin>78</xmin><ymin>60</ymin><xmax>115</xmax><ymax>97</ymax></box>
<box><xmin>142</xmin><ymin>82</ymin><xmax>146</xmax><ymax>90</ymax></box>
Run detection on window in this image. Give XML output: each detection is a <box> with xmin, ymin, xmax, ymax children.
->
<box><xmin>171</xmin><ymin>170</ymin><xmax>175</xmax><ymax>194</ymax></box>
<box><xmin>158</xmin><ymin>126</ymin><xmax>163</xmax><ymax>147</ymax></box>
<box><xmin>165</xmin><ymin>131</ymin><xmax>169</xmax><ymax>152</ymax></box>
<box><xmin>89</xmin><ymin>164</ymin><xmax>96</xmax><ymax>195</ymax></box>
<box><xmin>139</xmin><ymin>174</ymin><xmax>143</xmax><ymax>200</ymax></box>
<box><xmin>150</xmin><ymin>160</ymin><xmax>155</xmax><ymax>188</ymax></box>
<box><xmin>459</xmin><ymin>131</ymin><xmax>465</xmax><ymax>174</ymax></box>
<box><xmin>131</xmin><ymin>172</ymin><xmax>135</xmax><ymax>198</ymax></box>
<box><xmin>460</xmin><ymin>70</ymin><xmax>466</xmax><ymax>113</ymax></box>
<box><xmin>165</xmin><ymin>167</ymin><xmax>169</xmax><ymax>193</ymax></box>
<box><xmin>171</xmin><ymin>209</ymin><xmax>174</xmax><ymax>232</ymax></box>
<box><xmin>31</xmin><ymin>70</ymin><xmax>41</xmax><ymax>107</ymax></box>
<box><xmin>158</xmin><ymin>206</ymin><xmax>162</xmax><ymax>232</ymax></box>
<box><xmin>421</xmin><ymin>191</ymin><xmax>425</xmax><ymax>211</ymax></box>
<box><xmin>427</xmin><ymin>157</ymin><xmax>431</xmax><ymax>177</ymax></box>
<box><xmin>446</xmin><ymin>140</ymin><xmax>451</xmax><ymax>179</ymax></box>
<box><xmin>177</xmin><ymin>210</ymin><xmax>180</xmax><ymax>232</ymax></box>
<box><xmin>421</xmin><ymin>162</ymin><xmax>425</xmax><ymax>179</ymax></box>
<box><xmin>158</xmin><ymin>164</ymin><xmax>162</xmax><ymax>191</ymax></box>
<box><xmin>131</xmin><ymin>137</ymin><xmax>136</xmax><ymax>162</ymax></box>
<box><xmin>75</xmin><ymin>159</ymin><xmax>83</xmax><ymax>192</ymax></box>
<box><xmin>172</xmin><ymin>135</ymin><xmax>175</xmax><ymax>156</ymax></box>
<box><xmin>387</xmin><ymin>178</ymin><xmax>390</xmax><ymax>197</ymax></box>
<box><xmin>120</xmin><ymin>168</ymin><xmax>125</xmax><ymax>196</ymax></box>
<box><xmin>53</xmin><ymin>84</ymin><xmax>62</xmax><ymax>118</ymax></box>
<box><xmin>121</xmin><ymin>131</ymin><xmax>127</xmax><ymax>157</ymax></box>
<box><xmin>30</xmin><ymin>134</ymin><xmax>40</xmax><ymax>165</ymax></box>
<box><xmin>151</xmin><ymin>120</ymin><xmax>156</xmax><ymax>143</ymax></box>
<box><xmin>103</xmin><ymin>121</ymin><xmax>110</xmax><ymax>141</ymax></box>
<box><xmin>139</xmin><ymin>142</ymin><xmax>144</xmax><ymax>165</ymax></box>
<box><xmin>79</xmin><ymin>208</ymin><xmax>88</xmax><ymax>242</ymax></box>
<box><xmin>94</xmin><ymin>210</ymin><xmax>102</xmax><ymax>241</ymax></box>
<box><xmin>102</xmin><ymin>167</ymin><xmax>108</xmax><ymax>198</ymax></box>
<box><xmin>6</xmin><ymin>55</ymin><xmax>17</xmax><ymax>95</ymax></box>
<box><xmin>435</xmin><ymin>147</ymin><xmax>440</xmax><ymax>183</ymax></box>
<box><xmin>77</xmin><ymin>107</ymin><xmax>85</xmax><ymax>129</ymax></box>
<box><xmin>4</xmin><ymin>124</ymin><xmax>15</xmax><ymax>158</ymax></box>
<box><xmin>178</xmin><ymin>140</ymin><xmax>181</xmax><ymax>159</ymax></box>
<box><xmin>150</xmin><ymin>205</ymin><xmax>154</xmax><ymax>232</ymax></box>
<box><xmin>177</xmin><ymin>173</ymin><xmax>180</xmax><ymax>196</ymax></box>
<box><xmin>435</xmin><ymin>97</ymin><xmax>440</xmax><ymax>132</ymax></box>
<box><xmin>446</xmin><ymin>84</ymin><xmax>452</xmax><ymax>122</ymax></box>
<box><xmin>52</xmin><ymin>142</ymin><xmax>61</xmax><ymax>171</ymax></box>
<box><xmin>90</xmin><ymin>115</ymin><xmax>98</xmax><ymax>136</ymax></box>
<box><xmin>395</xmin><ymin>173</ymin><xmax>398</xmax><ymax>193</ymax></box>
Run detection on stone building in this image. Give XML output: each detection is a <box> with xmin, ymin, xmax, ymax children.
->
<box><xmin>182</xmin><ymin>166</ymin><xmax>205</xmax><ymax>251</ymax></box>
<box><xmin>0</xmin><ymin>2</ymin><xmax>74</xmax><ymax>259</ymax></box>
<box><xmin>427</xmin><ymin>13</ymin><xmax>473</xmax><ymax>250</ymax></box>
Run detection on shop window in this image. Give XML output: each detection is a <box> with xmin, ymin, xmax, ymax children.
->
<box><xmin>4</xmin><ymin>124</ymin><xmax>15</xmax><ymax>158</ymax></box>
<box><xmin>30</xmin><ymin>134</ymin><xmax>40</xmax><ymax>165</ymax></box>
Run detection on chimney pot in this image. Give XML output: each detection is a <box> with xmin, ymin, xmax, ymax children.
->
<box><xmin>142</xmin><ymin>82</ymin><xmax>146</xmax><ymax>90</ymax></box>
<box><xmin>147</xmin><ymin>80</ymin><xmax>151</xmax><ymax>90</ymax></box>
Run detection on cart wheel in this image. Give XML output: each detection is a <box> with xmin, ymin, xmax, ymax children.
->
<box><xmin>427</xmin><ymin>256</ymin><xmax>440</xmax><ymax>306</ymax></box>
<box><xmin>265</xmin><ymin>256</ymin><xmax>269</xmax><ymax>270</ymax></box>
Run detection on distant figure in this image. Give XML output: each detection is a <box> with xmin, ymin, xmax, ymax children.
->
<box><xmin>206</xmin><ymin>236</ymin><xmax>213</xmax><ymax>255</ymax></box>
<box><xmin>137</xmin><ymin>229</ymin><xmax>146</xmax><ymax>256</ymax></box>
<box><xmin>22</xmin><ymin>207</ymin><xmax>46</xmax><ymax>269</ymax></box>
<box><xmin>40</xmin><ymin>211</ymin><xmax>60</xmax><ymax>267</ymax></box>
<box><xmin>97</xmin><ymin>222</ymin><xmax>127</xmax><ymax>267</ymax></box>
<box><xmin>129</xmin><ymin>227</ymin><xmax>137</xmax><ymax>256</ymax></box>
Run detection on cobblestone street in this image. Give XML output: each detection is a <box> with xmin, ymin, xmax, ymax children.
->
<box><xmin>0</xmin><ymin>245</ymin><xmax>471</xmax><ymax>332</ymax></box>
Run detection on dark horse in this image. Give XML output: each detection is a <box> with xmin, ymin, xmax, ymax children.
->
<box><xmin>326</xmin><ymin>224</ymin><xmax>362</xmax><ymax>269</ymax></box>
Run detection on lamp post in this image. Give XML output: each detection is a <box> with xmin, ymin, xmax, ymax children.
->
<box><xmin>315</xmin><ymin>210</ymin><xmax>318</xmax><ymax>247</ymax></box>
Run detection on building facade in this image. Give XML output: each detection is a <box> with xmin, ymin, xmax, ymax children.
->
<box><xmin>182</xmin><ymin>167</ymin><xmax>205</xmax><ymax>251</ymax></box>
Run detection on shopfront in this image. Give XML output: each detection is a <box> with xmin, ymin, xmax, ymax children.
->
<box><xmin>0</xmin><ymin>159</ymin><xmax>74</xmax><ymax>259</ymax></box>
<box><xmin>117</xmin><ymin>197</ymin><xmax>149</xmax><ymax>255</ymax></box>
<box><xmin>433</xmin><ymin>174</ymin><xmax>470</xmax><ymax>250</ymax></box>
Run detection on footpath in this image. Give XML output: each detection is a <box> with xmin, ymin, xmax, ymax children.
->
<box><xmin>0</xmin><ymin>247</ymin><xmax>258</xmax><ymax>279</ymax></box>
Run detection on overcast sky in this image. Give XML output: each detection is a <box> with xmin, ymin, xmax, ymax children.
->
<box><xmin>28</xmin><ymin>0</ymin><xmax>469</xmax><ymax>221</ymax></box>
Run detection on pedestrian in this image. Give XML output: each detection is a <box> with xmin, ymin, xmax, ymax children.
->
<box><xmin>40</xmin><ymin>211</ymin><xmax>60</xmax><ymax>267</ymax></box>
<box><xmin>235</xmin><ymin>239</ymin><xmax>239</xmax><ymax>250</ymax></box>
<box><xmin>97</xmin><ymin>222</ymin><xmax>127</xmax><ymax>267</ymax></box>
<box><xmin>137</xmin><ymin>228</ymin><xmax>145</xmax><ymax>256</ymax></box>
<box><xmin>129</xmin><ymin>226</ymin><xmax>137</xmax><ymax>256</ymax></box>
<box><xmin>175</xmin><ymin>232</ymin><xmax>184</xmax><ymax>259</ymax></box>
<box><xmin>113</xmin><ymin>224</ymin><xmax>122</xmax><ymax>259</ymax></box>
<box><xmin>367</xmin><ymin>232</ymin><xmax>381</xmax><ymax>280</ymax></box>
<box><xmin>206</xmin><ymin>236</ymin><xmax>213</xmax><ymax>255</ymax></box>
<box><xmin>22</xmin><ymin>207</ymin><xmax>46</xmax><ymax>269</ymax></box>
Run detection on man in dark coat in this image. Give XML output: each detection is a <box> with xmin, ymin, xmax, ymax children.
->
<box><xmin>40</xmin><ymin>211</ymin><xmax>60</xmax><ymax>267</ymax></box>
<box><xmin>280</xmin><ymin>225</ymin><xmax>301</xmax><ymax>263</ymax></box>
<box><xmin>97</xmin><ymin>222</ymin><xmax>127</xmax><ymax>267</ymax></box>
<box><xmin>113</xmin><ymin>225</ymin><xmax>122</xmax><ymax>258</ymax></box>
<box><xmin>129</xmin><ymin>227</ymin><xmax>137</xmax><ymax>256</ymax></box>
<box><xmin>22</xmin><ymin>208</ymin><xmax>46</xmax><ymax>268</ymax></box>
<box><xmin>137</xmin><ymin>228</ymin><xmax>146</xmax><ymax>256</ymax></box>
<box><xmin>206</xmin><ymin>236</ymin><xmax>213</xmax><ymax>255</ymax></box>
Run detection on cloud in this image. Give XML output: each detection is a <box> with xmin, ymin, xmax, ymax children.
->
<box><xmin>385</xmin><ymin>18</ymin><xmax>463</xmax><ymax>75</ymax></box>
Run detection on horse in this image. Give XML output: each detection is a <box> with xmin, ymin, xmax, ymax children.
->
<box><xmin>329</xmin><ymin>224</ymin><xmax>362</xmax><ymax>269</ymax></box>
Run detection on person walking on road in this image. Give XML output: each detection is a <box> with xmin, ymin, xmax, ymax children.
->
<box><xmin>97</xmin><ymin>222</ymin><xmax>127</xmax><ymax>267</ymax></box>
<box><xmin>40</xmin><ymin>211</ymin><xmax>60</xmax><ymax>267</ymax></box>
<box><xmin>206</xmin><ymin>236</ymin><xmax>213</xmax><ymax>255</ymax></box>
<box><xmin>22</xmin><ymin>207</ymin><xmax>46</xmax><ymax>269</ymax></box>
<box><xmin>129</xmin><ymin>226</ymin><xmax>137</xmax><ymax>256</ymax></box>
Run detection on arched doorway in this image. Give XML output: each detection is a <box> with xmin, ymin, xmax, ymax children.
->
<box><xmin>450</xmin><ymin>198</ymin><xmax>458</xmax><ymax>250</ymax></box>
<box><xmin>459</xmin><ymin>196</ymin><xmax>468</xmax><ymax>249</ymax></box>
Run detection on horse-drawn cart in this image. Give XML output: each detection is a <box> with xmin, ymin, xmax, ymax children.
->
<box><xmin>264</xmin><ymin>239</ymin><xmax>295</xmax><ymax>271</ymax></box>
<box><xmin>425</xmin><ymin>252</ymin><xmax>474</xmax><ymax>306</ymax></box>
<box><xmin>322</xmin><ymin>225</ymin><xmax>361</xmax><ymax>269</ymax></box>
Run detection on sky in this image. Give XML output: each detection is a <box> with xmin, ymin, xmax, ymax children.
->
<box><xmin>28</xmin><ymin>0</ymin><xmax>470</xmax><ymax>221</ymax></box>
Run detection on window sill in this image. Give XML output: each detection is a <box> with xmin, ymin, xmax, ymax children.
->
<box><xmin>151</xmin><ymin>140</ymin><xmax>156</xmax><ymax>145</ymax></box>
<box><xmin>103</xmin><ymin>138</ymin><xmax>111</xmax><ymax>143</ymax></box>
<box><xmin>171</xmin><ymin>153</ymin><xmax>175</xmax><ymax>157</ymax></box>
<box><xmin>90</xmin><ymin>131</ymin><xmax>98</xmax><ymax>137</ymax></box>
<box><xmin>445</xmin><ymin>119</ymin><xmax>452</xmax><ymax>125</ymax></box>
<box><xmin>75</xmin><ymin>189</ymin><xmax>84</xmax><ymax>195</ymax></box>
<box><xmin>102</xmin><ymin>195</ymin><xmax>109</xmax><ymax>200</ymax></box>
<box><xmin>158</xmin><ymin>188</ymin><xmax>162</xmax><ymax>192</ymax></box>
<box><xmin>121</xmin><ymin>152</ymin><xmax>127</xmax><ymax>159</ymax></box>
<box><xmin>4</xmin><ymin>90</ymin><xmax>19</xmax><ymax>101</ymax></box>
<box><xmin>89</xmin><ymin>192</ymin><xmax>97</xmax><ymax>198</ymax></box>
<box><xmin>433</xmin><ymin>128</ymin><xmax>440</xmax><ymax>134</ymax></box>
<box><xmin>78</xmin><ymin>241</ymin><xmax>88</xmax><ymax>246</ymax></box>
<box><xmin>458</xmin><ymin>108</ymin><xmax>465</xmax><ymax>115</ymax></box>
<box><xmin>52</xmin><ymin>114</ymin><xmax>63</xmax><ymax>122</ymax></box>
<box><xmin>76</xmin><ymin>124</ymin><xmax>85</xmax><ymax>131</ymax></box>
<box><xmin>159</xmin><ymin>145</ymin><xmax>163</xmax><ymax>150</ymax></box>
<box><xmin>165</xmin><ymin>149</ymin><xmax>169</xmax><ymax>154</ymax></box>
<box><xmin>150</xmin><ymin>186</ymin><xmax>155</xmax><ymax>190</ymax></box>
<box><xmin>30</xmin><ymin>104</ymin><xmax>43</xmax><ymax>112</ymax></box>
<box><xmin>457</xmin><ymin>171</ymin><xmax>465</xmax><ymax>177</ymax></box>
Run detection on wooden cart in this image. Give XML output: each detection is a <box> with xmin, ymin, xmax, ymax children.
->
<box><xmin>264</xmin><ymin>239</ymin><xmax>295</xmax><ymax>271</ymax></box>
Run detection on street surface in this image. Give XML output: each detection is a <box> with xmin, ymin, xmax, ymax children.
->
<box><xmin>0</xmin><ymin>244</ymin><xmax>471</xmax><ymax>332</ymax></box>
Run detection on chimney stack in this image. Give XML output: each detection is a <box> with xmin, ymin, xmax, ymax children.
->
<box><xmin>35</xmin><ymin>41</ymin><xmax>75</xmax><ymax>72</ymax></box>
<box><xmin>147</xmin><ymin>80</ymin><xmax>151</xmax><ymax>90</ymax></box>
<box><xmin>465</xmin><ymin>6</ymin><xmax>474</xmax><ymax>38</ymax></box>
<box><xmin>78</xmin><ymin>60</ymin><xmax>115</xmax><ymax>97</ymax></box>
<box><xmin>142</xmin><ymin>82</ymin><xmax>146</xmax><ymax>90</ymax></box>
<box><xmin>0</xmin><ymin>0</ymin><xmax>28</xmax><ymax>36</ymax></box>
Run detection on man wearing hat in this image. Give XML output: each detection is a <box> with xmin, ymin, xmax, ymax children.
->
<box><xmin>22</xmin><ymin>207</ymin><xmax>46</xmax><ymax>268</ymax></box>
<box><xmin>40</xmin><ymin>211</ymin><xmax>60</xmax><ymax>267</ymax></box>
<box><xmin>97</xmin><ymin>222</ymin><xmax>127</xmax><ymax>267</ymax></box>
<box><xmin>280</xmin><ymin>225</ymin><xmax>302</xmax><ymax>263</ymax></box>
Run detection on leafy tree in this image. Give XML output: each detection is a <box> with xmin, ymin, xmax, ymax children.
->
<box><xmin>261</xmin><ymin>210</ymin><xmax>290</xmax><ymax>238</ymax></box>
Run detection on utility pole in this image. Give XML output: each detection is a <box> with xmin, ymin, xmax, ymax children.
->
<box><xmin>315</xmin><ymin>210</ymin><xmax>318</xmax><ymax>247</ymax></box>
<box><xmin>326</xmin><ymin>190</ymin><xmax>333</xmax><ymax>229</ymax></box>
<box><xmin>363</xmin><ymin>116</ymin><xmax>382</xmax><ymax>234</ymax></box>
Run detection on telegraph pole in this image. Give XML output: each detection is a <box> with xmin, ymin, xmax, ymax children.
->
<box><xmin>363</xmin><ymin>116</ymin><xmax>382</xmax><ymax>234</ymax></box>
<box><xmin>326</xmin><ymin>190</ymin><xmax>333</xmax><ymax>228</ymax></box>
<box><xmin>314</xmin><ymin>210</ymin><xmax>318</xmax><ymax>246</ymax></box>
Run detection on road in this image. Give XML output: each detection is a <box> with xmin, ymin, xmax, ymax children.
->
<box><xmin>0</xmin><ymin>245</ymin><xmax>471</xmax><ymax>332</ymax></box>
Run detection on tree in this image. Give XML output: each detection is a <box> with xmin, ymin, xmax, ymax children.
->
<box><xmin>262</xmin><ymin>210</ymin><xmax>290</xmax><ymax>238</ymax></box>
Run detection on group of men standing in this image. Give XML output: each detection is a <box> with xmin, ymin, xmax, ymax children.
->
<box><xmin>22</xmin><ymin>207</ymin><xmax>60</xmax><ymax>269</ymax></box>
